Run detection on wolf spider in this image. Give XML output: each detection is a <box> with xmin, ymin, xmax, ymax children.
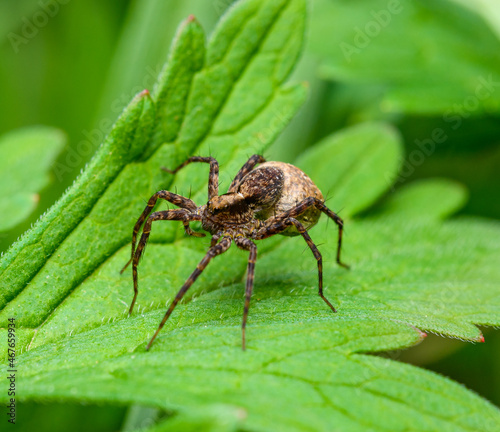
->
<box><xmin>121</xmin><ymin>155</ymin><xmax>349</xmax><ymax>350</ymax></box>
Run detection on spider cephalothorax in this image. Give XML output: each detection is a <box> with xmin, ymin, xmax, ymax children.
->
<box><xmin>121</xmin><ymin>155</ymin><xmax>349</xmax><ymax>350</ymax></box>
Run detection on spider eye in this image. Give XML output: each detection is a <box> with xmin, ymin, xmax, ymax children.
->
<box><xmin>209</xmin><ymin>204</ymin><xmax>224</xmax><ymax>215</ymax></box>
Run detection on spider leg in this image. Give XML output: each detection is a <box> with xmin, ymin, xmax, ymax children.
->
<box><xmin>182</xmin><ymin>222</ymin><xmax>205</xmax><ymax>238</ymax></box>
<box><xmin>146</xmin><ymin>237</ymin><xmax>232</xmax><ymax>350</ymax></box>
<box><xmin>210</xmin><ymin>233</ymin><xmax>222</xmax><ymax>247</ymax></box>
<box><xmin>128</xmin><ymin>209</ymin><xmax>201</xmax><ymax>316</ymax></box>
<box><xmin>314</xmin><ymin>199</ymin><xmax>349</xmax><ymax>269</ymax></box>
<box><xmin>253</xmin><ymin>216</ymin><xmax>337</xmax><ymax>314</ymax></box>
<box><xmin>121</xmin><ymin>191</ymin><xmax>198</xmax><ymax>274</ymax></box>
<box><xmin>235</xmin><ymin>237</ymin><xmax>257</xmax><ymax>350</ymax></box>
<box><xmin>271</xmin><ymin>197</ymin><xmax>349</xmax><ymax>269</ymax></box>
<box><xmin>228</xmin><ymin>154</ymin><xmax>266</xmax><ymax>192</ymax></box>
<box><xmin>161</xmin><ymin>156</ymin><xmax>219</xmax><ymax>199</ymax></box>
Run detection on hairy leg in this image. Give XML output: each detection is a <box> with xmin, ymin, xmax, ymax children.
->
<box><xmin>162</xmin><ymin>156</ymin><xmax>220</xmax><ymax>199</ymax></box>
<box><xmin>121</xmin><ymin>191</ymin><xmax>198</xmax><ymax>273</ymax></box>
<box><xmin>228</xmin><ymin>154</ymin><xmax>266</xmax><ymax>192</ymax></box>
<box><xmin>146</xmin><ymin>237</ymin><xmax>232</xmax><ymax>350</ymax></box>
<box><xmin>210</xmin><ymin>233</ymin><xmax>222</xmax><ymax>247</ymax></box>
<box><xmin>182</xmin><ymin>222</ymin><xmax>205</xmax><ymax>238</ymax></box>
<box><xmin>266</xmin><ymin>197</ymin><xmax>349</xmax><ymax>269</ymax></box>
<box><xmin>235</xmin><ymin>237</ymin><xmax>258</xmax><ymax>350</ymax></box>
<box><xmin>254</xmin><ymin>216</ymin><xmax>337</xmax><ymax>313</ymax></box>
<box><xmin>128</xmin><ymin>209</ymin><xmax>201</xmax><ymax>316</ymax></box>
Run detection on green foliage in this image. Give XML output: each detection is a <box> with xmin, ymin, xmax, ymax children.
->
<box><xmin>308</xmin><ymin>0</ymin><xmax>500</xmax><ymax>115</ymax></box>
<box><xmin>296</xmin><ymin>122</ymin><xmax>402</xmax><ymax>216</ymax></box>
<box><xmin>95</xmin><ymin>0</ymin><xmax>226</xmax><ymax>128</ymax></box>
<box><xmin>0</xmin><ymin>0</ymin><xmax>120</xmax><ymax>146</ymax></box>
<box><xmin>135</xmin><ymin>405</ymin><xmax>245</xmax><ymax>432</ymax></box>
<box><xmin>0</xmin><ymin>91</ymin><xmax>155</xmax><ymax>310</ymax></box>
<box><xmin>369</xmin><ymin>178</ymin><xmax>468</xmax><ymax>221</ymax></box>
<box><xmin>1</xmin><ymin>0</ymin><xmax>500</xmax><ymax>431</ymax></box>
<box><xmin>15</xmin><ymin>401</ymin><xmax>127</xmax><ymax>432</ymax></box>
<box><xmin>0</xmin><ymin>126</ymin><xmax>65</xmax><ymax>231</ymax></box>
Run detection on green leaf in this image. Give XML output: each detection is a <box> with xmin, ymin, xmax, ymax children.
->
<box><xmin>0</xmin><ymin>90</ymin><xmax>155</xmax><ymax>310</ymax></box>
<box><xmin>95</xmin><ymin>0</ymin><xmax>225</xmax><ymax>128</ymax></box>
<box><xmin>296</xmin><ymin>122</ymin><xmax>402</xmax><ymax>217</ymax></box>
<box><xmin>368</xmin><ymin>178</ymin><xmax>468</xmax><ymax>221</ymax></box>
<box><xmin>135</xmin><ymin>404</ymin><xmax>245</xmax><ymax>432</ymax></box>
<box><xmin>2</xmin><ymin>1</ymin><xmax>500</xmax><ymax>431</ymax></box>
<box><xmin>308</xmin><ymin>0</ymin><xmax>500</xmax><ymax>114</ymax></box>
<box><xmin>0</xmin><ymin>126</ymin><xmax>65</xmax><ymax>232</ymax></box>
<box><xmin>450</xmin><ymin>0</ymin><xmax>500</xmax><ymax>41</ymax></box>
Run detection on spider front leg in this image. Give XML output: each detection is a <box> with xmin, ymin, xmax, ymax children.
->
<box><xmin>162</xmin><ymin>156</ymin><xmax>220</xmax><ymax>199</ymax></box>
<box><xmin>228</xmin><ymin>154</ymin><xmax>266</xmax><ymax>192</ymax></box>
<box><xmin>235</xmin><ymin>237</ymin><xmax>257</xmax><ymax>350</ymax></box>
<box><xmin>128</xmin><ymin>209</ymin><xmax>202</xmax><ymax>316</ymax></box>
<box><xmin>146</xmin><ymin>237</ymin><xmax>232</xmax><ymax>350</ymax></box>
<box><xmin>253</xmin><ymin>216</ymin><xmax>337</xmax><ymax>314</ymax></box>
<box><xmin>121</xmin><ymin>191</ymin><xmax>198</xmax><ymax>274</ymax></box>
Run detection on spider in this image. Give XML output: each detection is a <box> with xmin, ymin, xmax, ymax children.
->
<box><xmin>121</xmin><ymin>155</ymin><xmax>349</xmax><ymax>350</ymax></box>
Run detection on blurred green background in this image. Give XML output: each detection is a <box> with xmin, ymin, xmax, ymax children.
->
<box><xmin>1</xmin><ymin>0</ymin><xmax>499</xmax><ymax>430</ymax></box>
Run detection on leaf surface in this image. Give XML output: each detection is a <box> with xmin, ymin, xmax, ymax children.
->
<box><xmin>1</xmin><ymin>1</ymin><xmax>500</xmax><ymax>431</ymax></box>
<box><xmin>308</xmin><ymin>0</ymin><xmax>500</xmax><ymax>114</ymax></box>
<box><xmin>0</xmin><ymin>126</ymin><xmax>65</xmax><ymax>231</ymax></box>
<box><xmin>296</xmin><ymin>122</ymin><xmax>402</xmax><ymax>217</ymax></box>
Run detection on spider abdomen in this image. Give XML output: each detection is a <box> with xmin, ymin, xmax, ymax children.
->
<box><xmin>240</xmin><ymin>161</ymin><xmax>323</xmax><ymax>236</ymax></box>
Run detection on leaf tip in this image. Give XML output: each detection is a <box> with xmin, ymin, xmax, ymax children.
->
<box><xmin>478</xmin><ymin>334</ymin><xmax>485</xmax><ymax>343</ymax></box>
<box><xmin>186</xmin><ymin>14</ymin><xmax>197</xmax><ymax>23</ymax></box>
<box><xmin>139</xmin><ymin>88</ymin><xmax>150</xmax><ymax>97</ymax></box>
